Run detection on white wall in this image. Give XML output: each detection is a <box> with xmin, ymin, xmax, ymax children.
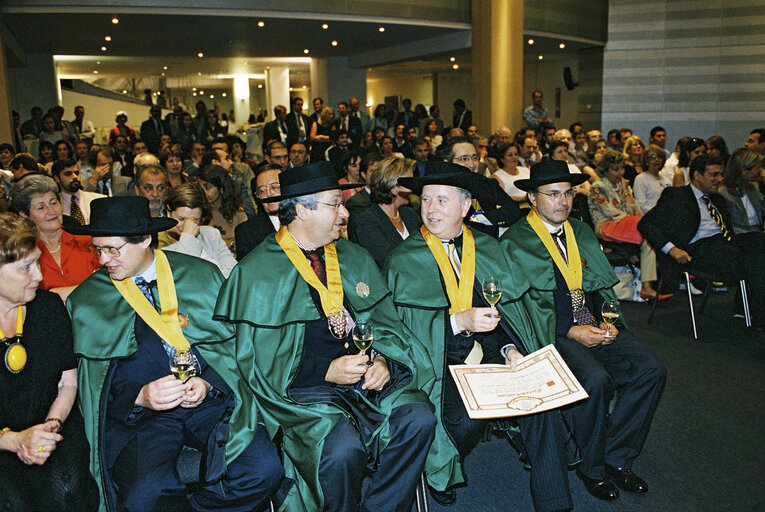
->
<box><xmin>61</xmin><ymin>89</ymin><xmax>153</xmax><ymax>143</ymax></box>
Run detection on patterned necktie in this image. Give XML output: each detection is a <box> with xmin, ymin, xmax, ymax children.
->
<box><xmin>553</xmin><ymin>230</ymin><xmax>598</xmax><ymax>327</ymax></box>
<box><xmin>552</xmin><ymin>229</ymin><xmax>568</xmax><ymax>264</ymax></box>
<box><xmin>306</xmin><ymin>251</ymin><xmax>327</xmax><ymax>286</ymax></box>
<box><xmin>447</xmin><ymin>241</ymin><xmax>461</xmax><ymax>278</ymax></box>
<box><xmin>134</xmin><ymin>277</ymin><xmax>175</xmax><ymax>357</ymax></box>
<box><xmin>70</xmin><ymin>195</ymin><xmax>85</xmax><ymax>225</ymax></box>
<box><xmin>100</xmin><ymin>181</ymin><xmax>110</xmax><ymax>196</ymax></box>
<box><xmin>342</xmin><ymin>118</ymin><xmax>347</xmax><ymax>131</ymax></box>
<box><xmin>702</xmin><ymin>195</ymin><xmax>732</xmax><ymax>241</ymax></box>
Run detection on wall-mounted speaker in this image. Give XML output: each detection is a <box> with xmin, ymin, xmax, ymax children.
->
<box><xmin>563</xmin><ymin>67</ymin><xmax>578</xmax><ymax>90</ymax></box>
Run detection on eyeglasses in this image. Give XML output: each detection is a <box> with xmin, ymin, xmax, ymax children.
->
<box><xmin>316</xmin><ymin>200</ymin><xmax>346</xmax><ymax>210</ymax></box>
<box><xmin>536</xmin><ymin>189</ymin><xmax>576</xmax><ymax>200</ymax></box>
<box><xmin>453</xmin><ymin>155</ymin><xmax>480</xmax><ymax>163</ymax></box>
<box><xmin>648</xmin><ymin>154</ymin><xmax>664</xmax><ymax>160</ymax></box>
<box><xmin>257</xmin><ymin>183</ymin><xmax>281</xmax><ymax>196</ymax></box>
<box><xmin>89</xmin><ymin>241</ymin><xmax>128</xmax><ymax>258</ymax></box>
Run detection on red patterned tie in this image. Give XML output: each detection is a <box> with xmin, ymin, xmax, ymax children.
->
<box><xmin>306</xmin><ymin>251</ymin><xmax>326</xmax><ymax>286</ymax></box>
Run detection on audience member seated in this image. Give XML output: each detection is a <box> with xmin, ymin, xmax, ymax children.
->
<box><xmin>659</xmin><ymin>136</ymin><xmax>688</xmax><ymax>185</ymax></box>
<box><xmin>201</xmin><ymin>110</ymin><xmax>227</xmax><ymax>143</ymax></box>
<box><xmin>634</xmin><ymin>144</ymin><xmax>670</xmax><ymax>212</ymax></box>
<box><xmin>337</xmin><ymin>151</ymin><xmax>365</xmax><ymax>201</ymax></box>
<box><xmin>348</xmin><ymin>156</ymin><xmax>419</xmax><ymax>269</ymax></box>
<box><xmin>549</xmin><ymin>141</ymin><xmax>592</xmax><ymax>195</ymax></box>
<box><xmin>672</xmin><ymin>137</ymin><xmax>706</xmax><ymax>186</ymax></box>
<box><xmin>0</xmin><ymin>213</ymin><xmax>99</xmax><ymax>511</ymax></box>
<box><xmin>229</xmin><ymin>136</ymin><xmax>256</xmax><ymax>169</ymax></box>
<box><xmin>423</xmin><ymin>119</ymin><xmax>443</xmax><ymax>155</ymax></box>
<box><xmin>158</xmin><ymin>183</ymin><xmax>237</xmax><ymax>277</ymax></box>
<box><xmin>718</xmin><ymin>148</ymin><xmax>764</xmax><ymax>233</ymax></box>
<box><xmin>0</xmin><ymin>143</ymin><xmax>14</xmax><ymax>171</ymax></box>
<box><xmin>38</xmin><ymin>141</ymin><xmax>55</xmax><ymax>171</ymax></box>
<box><xmin>12</xmin><ymin>175</ymin><xmax>101</xmax><ymax>302</ymax></box>
<box><xmin>53</xmin><ymin>140</ymin><xmax>73</xmax><ymax>162</ymax></box>
<box><xmin>589</xmin><ymin>150</ymin><xmax>664</xmax><ymax>300</ymax></box>
<box><xmin>622</xmin><ymin>135</ymin><xmax>645</xmax><ymax>186</ymax></box>
<box><xmin>162</xmin><ymin>149</ymin><xmax>190</xmax><ymax>188</ymax></box>
<box><xmin>570</xmin><ymin>129</ymin><xmax>589</xmax><ymax>170</ymax></box>
<box><xmin>8</xmin><ymin>153</ymin><xmax>41</xmax><ymax>183</ymax></box>
<box><xmin>327</xmin><ymin>129</ymin><xmax>351</xmax><ymax>168</ymax></box>
<box><xmin>639</xmin><ymin>154</ymin><xmax>765</xmax><ymax>329</ymax></box>
<box><xmin>344</xmin><ymin>152</ymin><xmax>381</xmax><ymax>213</ymax></box>
<box><xmin>288</xmin><ymin>141</ymin><xmax>310</xmax><ymax>169</ymax></box>
<box><xmin>197</xmin><ymin>164</ymin><xmax>247</xmax><ymax>249</ymax></box>
<box><xmin>107</xmin><ymin>111</ymin><xmax>136</xmax><ymax>146</ymax></box>
<box><xmin>491</xmin><ymin>142</ymin><xmax>530</xmax><ymax>202</ymax></box>
<box><xmin>83</xmin><ymin>146</ymin><xmax>131</xmax><ymax>196</ymax></box>
<box><xmin>39</xmin><ymin>114</ymin><xmax>69</xmax><ymax>146</ymax></box>
<box><xmin>234</xmin><ymin>164</ymin><xmax>282</xmax><ymax>260</ymax></box>
<box><xmin>705</xmin><ymin>135</ymin><xmax>730</xmax><ymax>163</ymax></box>
<box><xmin>51</xmin><ymin>158</ymin><xmax>105</xmax><ymax>225</ymax></box>
<box><xmin>133</xmin><ymin>163</ymin><xmax>169</xmax><ymax>218</ymax></box>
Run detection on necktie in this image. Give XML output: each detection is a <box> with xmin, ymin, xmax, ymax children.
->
<box><xmin>702</xmin><ymin>195</ymin><xmax>732</xmax><ymax>241</ymax></box>
<box><xmin>100</xmin><ymin>181</ymin><xmax>110</xmax><ymax>196</ymax></box>
<box><xmin>306</xmin><ymin>251</ymin><xmax>327</xmax><ymax>286</ymax></box>
<box><xmin>552</xmin><ymin>230</ymin><xmax>598</xmax><ymax>327</ymax></box>
<box><xmin>552</xmin><ymin>229</ymin><xmax>568</xmax><ymax>264</ymax></box>
<box><xmin>447</xmin><ymin>239</ymin><xmax>483</xmax><ymax>364</ymax></box>
<box><xmin>342</xmin><ymin>118</ymin><xmax>347</xmax><ymax>131</ymax></box>
<box><xmin>134</xmin><ymin>277</ymin><xmax>176</xmax><ymax>357</ymax></box>
<box><xmin>70</xmin><ymin>195</ymin><xmax>85</xmax><ymax>225</ymax></box>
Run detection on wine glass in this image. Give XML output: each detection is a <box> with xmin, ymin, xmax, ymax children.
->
<box><xmin>352</xmin><ymin>321</ymin><xmax>375</xmax><ymax>367</ymax></box>
<box><xmin>601</xmin><ymin>299</ymin><xmax>620</xmax><ymax>340</ymax></box>
<box><xmin>169</xmin><ymin>349</ymin><xmax>199</xmax><ymax>382</ymax></box>
<box><xmin>482</xmin><ymin>276</ymin><xmax>502</xmax><ymax>318</ymax></box>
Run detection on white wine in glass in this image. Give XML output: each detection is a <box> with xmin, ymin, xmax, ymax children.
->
<box><xmin>482</xmin><ymin>276</ymin><xmax>502</xmax><ymax>318</ymax></box>
<box><xmin>170</xmin><ymin>350</ymin><xmax>198</xmax><ymax>382</ymax></box>
<box><xmin>601</xmin><ymin>300</ymin><xmax>620</xmax><ymax>340</ymax></box>
<box><xmin>353</xmin><ymin>321</ymin><xmax>375</xmax><ymax>367</ymax></box>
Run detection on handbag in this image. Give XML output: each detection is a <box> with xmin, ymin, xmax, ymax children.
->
<box><xmin>612</xmin><ymin>264</ymin><xmax>644</xmax><ymax>302</ymax></box>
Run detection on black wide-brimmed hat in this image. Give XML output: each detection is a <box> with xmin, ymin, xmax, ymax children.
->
<box><xmin>260</xmin><ymin>161</ymin><xmax>359</xmax><ymax>203</ymax></box>
<box><xmin>397</xmin><ymin>161</ymin><xmax>487</xmax><ymax>196</ymax></box>
<box><xmin>64</xmin><ymin>196</ymin><xmax>177</xmax><ymax>236</ymax></box>
<box><xmin>514</xmin><ymin>159</ymin><xmax>589</xmax><ymax>192</ymax></box>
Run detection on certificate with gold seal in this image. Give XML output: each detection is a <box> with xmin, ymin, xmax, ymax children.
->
<box><xmin>448</xmin><ymin>344</ymin><xmax>588</xmax><ymax>419</ymax></box>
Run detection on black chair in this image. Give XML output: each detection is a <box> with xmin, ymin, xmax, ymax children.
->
<box><xmin>647</xmin><ymin>253</ymin><xmax>752</xmax><ymax>339</ymax></box>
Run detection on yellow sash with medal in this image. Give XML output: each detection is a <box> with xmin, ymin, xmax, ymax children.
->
<box><xmin>526</xmin><ymin>209</ymin><xmax>586</xmax><ymax>308</ymax></box>
<box><xmin>2</xmin><ymin>306</ymin><xmax>27</xmax><ymax>373</ymax></box>
<box><xmin>111</xmin><ymin>250</ymin><xmax>190</xmax><ymax>352</ymax></box>
<box><xmin>275</xmin><ymin>226</ymin><xmax>346</xmax><ymax>337</ymax></box>
<box><xmin>420</xmin><ymin>225</ymin><xmax>475</xmax><ymax>314</ymax></box>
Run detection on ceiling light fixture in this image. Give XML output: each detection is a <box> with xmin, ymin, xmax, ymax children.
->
<box><xmin>331</xmin><ymin>40</ymin><xmax>338</xmax><ymax>46</ymax></box>
<box><xmin>105</xmin><ymin>36</ymin><xmax>111</xmax><ymax>41</ymax></box>
<box><xmin>96</xmin><ymin>61</ymin><xmax>101</xmax><ymax>65</ymax></box>
<box><xmin>199</xmin><ymin>90</ymin><xmax>204</xmax><ymax>95</ymax></box>
<box><xmin>322</xmin><ymin>24</ymin><xmax>329</xmax><ymax>29</ymax></box>
<box><xmin>257</xmin><ymin>21</ymin><xmax>265</xmax><ymax>27</ymax></box>
<box><xmin>304</xmin><ymin>49</ymin><xmax>309</xmax><ymax>54</ymax></box>
<box><xmin>197</xmin><ymin>52</ymin><xmax>204</xmax><ymax>58</ymax></box>
<box><xmin>101</xmin><ymin>46</ymin><xmax>107</xmax><ymax>51</ymax></box>
<box><xmin>378</xmin><ymin>27</ymin><xmax>385</xmax><ymax>32</ymax></box>
<box><xmin>210</xmin><ymin>94</ymin><xmax>214</xmax><ymax>98</ymax></box>
<box><xmin>122</xmin><ymin>90</ymin><xmax>127</xmax><ymax>94</ymax></box>
<box><xmin>559</xmin><ymin>43</ymin><xmax>566</xmax><ymax>49</ymax></box>
<box><xmin>450</xmin><ymin>57</ymin><xmax>456</xmax><ymax>62</ymax></box>
<box><xmin>538</xmin><ymin>55</ymin><xmax>544</xmax><ymax>60</ymax></box>
<box><xmin>222</xmin><ymin>92</ymin><xmax>227</xmax><ymax>97</ymax></box>
<box><xmin>527</xmin><ymin>38</ymin><xmax>534</xmax><ymax>45</ymax></box>
<box><xmin>111</xmin><ymin>17</ymin><xmax>119</xmax><ymax>24</ymax></box>
<box><xmin>192</xmin><ymin>87</ymin><xmax>197</xmax><ymax>91</ymax></box>
<box><xmin>198</xmin><ymin>72</ymin><xmax>202</xmax><ymax>76</ymax></box>
<box><xmin>452</xmin><ymin>64</ymin><xmax>459</xmax><ymax>69</ymax></box>
<box><xmin>93</xmin><ymin>70</ymin><xmax>99</xmax><ymax>74</ymax></box>
<box><xmin>161</xmin><ymin>72</ymin><xmax>165</xmax><ymax>76</ymax></box>
<box><xmin>258</xmin><ymin>84</ymin><xmax>263</xmax><ymax>89</ymax></box>
<box><xmin>163</xmin><ymin>66</ymin><xmax>168</xmax><ymax>70</ymax></box>
<box><xmin>193</xmin><ymin>92</ymin><xmax>197</xmax><ymax>96</ymax></box>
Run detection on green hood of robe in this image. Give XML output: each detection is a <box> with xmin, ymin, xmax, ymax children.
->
<box><xmin>385</xmin><ymin>226</ymin><xmax>544</xmax><ymax>490</ymax></box>
<box><xmin>214</xmin><ymin>234</ymin><xmax>435</xmax><ymax>512</ymax></box>
<box><xmin>67</xmin><ymin>251</ymin><xmax>256</xmax><ymax>512</ymax></box>
<box><xmin>500</xmin><ymin>215</ymin><xmax>621</xmax><ymax>345</ymax></box>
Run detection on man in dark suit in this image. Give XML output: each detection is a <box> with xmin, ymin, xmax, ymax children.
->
<box><xmin>308</xmin><ymin>97</ymin><xmax>323</xmax><ymax>127</ymax></box>
<box><xmin>234</xmin><ymin>164</ymin><xmax>282</xmax><ymax>260</ymax></box>
<box><xmin>452</xmin><ymin>99</ymin><xmax>472</xmax><ymax>133</ymax></box>
<box><xmin>286</xmin><ymin>97</ymin><xmax>311</xmax><ymax>147</ymax></box>
<box><xmin>333</xmin><ymin>102</ymin><xmax>362</xmax><ymax>147</ymax></box>
<box><xmin>639</xmin><ymin>154</ymin><xmax>765</xmax><ymax>328</ymax></box>
<box><xmin>139</xmin><ymin>105</ymin><xmax>169</xmax><ymax>156</ymax></box>
<box><xmin>261</xmin><ymin>105</ymin><xmax>290</xmax><ymax>153</ymax></box>
<box><xmin>392</xmin><ymin>123</ymin><xmax>415</xmax><ymax>159</ymax></box>
<box><xmin>393</xmin><ymin>98</ymin><xmax>419</xmax><ymax>130</ymax></box>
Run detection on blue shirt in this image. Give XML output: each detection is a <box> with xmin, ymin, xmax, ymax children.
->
<box><xmin>522</xmin><ymin>105</ymin><xmax>551</xmax><ymax>129</ymax></box>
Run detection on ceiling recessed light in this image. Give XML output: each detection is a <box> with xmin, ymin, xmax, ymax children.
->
<box><xmin>101</xmin><ymin>46</ymin><xmax>107</xmax><ymax>51</ymax></box>
<box><xmin>450</xmin><ymin>57</ymin><xmax>456</xmax><ymax>62</ymax></box>
<box><xmin>199</xmin><ymin>90</ymin><xmax>204</xmax><ymax>95</ymax></box>
<box><xmin>378</xmin><ymin>27</ymin><xmax>385</xmax><ymax>32</ymax></box>
<box><xmin>452</xmin><ymin>64</ymin><xmax>459</xmax><ymax>69</ymax></box>
<box><xmin>163</xmin><ymin>66</ymin><xmax>168</xmax><ymax>70</ymax></box>
<box><xmin>198</xmin><ymin>72</ymin><xmax>202</xmax><ymax>76</ymax></box>
<box><xmin>559</xmin><ymin>43</ymin><xmax>566</xmax><ymax>49</ymax></box>
<box><xmin>122</xmin><ymin>90</ymin><xmax>127</xmax><ymax>94</ymax></box>
<box><xmin>322</xmin><ymin>24</ymin><xmax>329</xmax><ymax>29</ymax></box>
<box><xmin>257</xmin><ymin>21</ymin><xmax>265</xmax><ymax>27</ymax></box>
<box><xmin>93</xmin><ymin>70</ymin><xmax>99</xmax><ymax>74</ymax></box>
<box><xmin>538</xmin><ymin>55</ymin><xmax>544</xmax><ymax>60</ymax></box>
<box><xmin>193</xmin><ymin>92</ymin><xmax>197</xmax><ymax>96</ymax></box>
<box><xmin>257</xmin><ymin>84</ymin><xmax>263</xmax><ymax>89</ymax></box>
<box><xmin>304</xmin><ymin>49</ymin><xmax>309</xmax><ymax>54</ymax></box>
<box><xmin>331</xmin><ymin>40</ymin><xmax>338</xmax><ymax>46</ymax></box>
<box><xmin>111</xmin><ymin>17</ymin><xmax>119</xmax><ymax>24</ymax></box>
<box><xmin>222</xmin><ymin>92</ymin><xmax>227</xmax><ymax>97</ymax></box>
<box><xmin>303</xmin><ymin>85</ymin><xmax>307</xmax><ymax>89</ymax></box>
<box><xmin>96</xmin><ymin>61</ymin><xmax>101</xmax><ymax>65</ymax></box>
<box><xmin>192</xmin><ymin>87</ymin><xmax>197</xmax><ymax>91</ymax></box>
<box><xmin>527</xmin><ymin>38</ymin><xmax>535</xmax><ymax>45</ymax></box>
<box><xmin>210</xmin><ymin>94</ymin><xmax>214</xmax><ymax>98</ymax></box>
<box><xmin>197</xmin><ymin>52</ymin><xmax>204</xmax><ymax>58</ymax></box>
<box><xmin>104</xmin><ymin>36</ymin><xmax>111</xmax><ymax>41</ymax></box>
<box><xmin>161</xmin><ymin>72</ymin><xmax>165</xmax><ymax>76</ymax></box>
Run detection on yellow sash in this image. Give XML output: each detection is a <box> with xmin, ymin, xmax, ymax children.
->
<box><xmin>421</xmin><ymin>225</ymin><xmax>476</xmax><ymax>314</ymax></box>
<box><xmin>112</xmin><ymin>250</ymin><xmax>190</xmax><ymax>352</ymax></box>
<box><xmin>275</xmin><ymin>226</ymin><xmax>344</xmax><ymax>317</ymax></box>
<box><xmin>0</xmin><ymin>306</ymin><xmax>23</xmax><ymax>338</ymax></box>
<box><xmin>527</xmin><ymin>209</ymin><xmax>582</xmax><ymax>291</ymax></box>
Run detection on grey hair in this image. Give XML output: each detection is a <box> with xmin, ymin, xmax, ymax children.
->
<box><xmin>455</xmin><ymin>186</ymin><xmax>472</xmax><ymax>202</ymax></box>
<box><xmin>11</xmin><ymin>174</ymin><xmax>60</xmax><ymax>215</ymax></box>
<box><xmin>278</xmin><ymin>192</ymin><xmax>319</xmax><ymax>225</ymax></box>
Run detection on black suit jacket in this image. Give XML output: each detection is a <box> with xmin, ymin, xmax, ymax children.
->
<box><xmin>453</xmin><ymin>110</ymin><xmax>473</xmax><ymax>133</ymax></box>
<box><xmin>262</xmin><ymin>120</ymin><xmax>289</xmax><ymax>151</ymax></box>
<box><xmin>334</xmin><ymin>116</ymin><xmax>363</xmax><ymax>147</ymax></box>
<box><xmin>348</xmin><ymin>205</ymin><xmax>420</xmax><ymax>269</ymax></box>
<box><xmin>139</xmin><ymin>118</ymin><xmax>169</xmax><ymax>155</ymax></box>
<box><xmin>638</xmin><ymin>185</ymin><xmax>733</xmax><ymax>251</ymax></box>
<box><xmin>393</xmin><ymin>111</ymin><xmax>419</xmax><ymax>130</ymax></box>
<box><xmin>286</xmin><ymin>111</ymin><xmax>312</xmax><ymax>146</ymax></box>
<box><xmin>345</xmin><ymin>188</ymin><xmax>372</xmax><ymax>212</ymax></box>
<box><xmin>234</xmin><ymin>213</ymin><xmax>277</xmax><ymax>260</ymax></box>
<box><xmin>467</xmin><ymin>178</ymin><xmax>523</xmax><ymax>237</ymax></box>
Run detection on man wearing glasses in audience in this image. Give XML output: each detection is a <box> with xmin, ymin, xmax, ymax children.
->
<box><xmin>501</xmin><ymin>159</ymin><xmax>666</xmax><ymax>504</ymax></box>
<box><xmin>288</xmin><ymin>141</ymin><xmax>310</xmax><ymax>168</ymax></box>
<box><xmin>234</xmin><ymin>163</ymin><xmax>283</xmax><ymax>260</ymax></box>
<box><xmin>133</xmin><ymin>164</ymin><xmax>169</xmax><ymax>217</ymax></box>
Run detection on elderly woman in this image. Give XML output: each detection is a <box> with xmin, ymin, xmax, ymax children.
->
<box><xmin>718</xmin><ymin>148</ymin><xmax>764</xmax><ymax>234</ymax></box>
<box><xmin>12</xmin><ymin>175</ymin><xmax>100</xmax><ymax>302</ymax></box>
<box><xmin>0</xmin><ymin>213</ymin><xmax>98</xmax><ymax>511</ymax></box>
<box><xmin>348</xmin><ymin>156</ymin><xmax>419</xmax><ymax>269</ymax></box>
<box><xmin>589</xmin><ymin>149</ymin><xmax>665</xmax><ymax>300</ymax></box>
<box><xmin>158</xmin><ymin>183</ymin><xmax>238</xmax><ymax>277</ymax></box>
<box><xmin>633</xmin><ymin>144</ymin><xmax>670</xmax><ymax>212</ymax></box>
<box><xmin>492</xmin><ymin>142</ymin><xmax>530</xmax><ymax>202</ymax></box>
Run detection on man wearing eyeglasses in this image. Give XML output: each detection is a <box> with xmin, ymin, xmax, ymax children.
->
<box><xmin>234</xmin><ymin>164</ymin><xmax>283</xmax><ymax>260</ymax></box>
<box><xmin>215</xmin><ymin>161</ymin><xmax>437</xmax><ymax>512</ymax></box>
<box><xmin>501</xmin><ymin>160</ymin><xmax>666</xmax><ymax>504</ymax></box>
<box><xmin>288</xmin><ymin>141</ymin><xmax>310</xmax><ymax>168</ymax></box>
<box><xmin>445</xmin><ymin>136</ymin><xmax>521</xmax><ymax>237</ymax></box>
<box><xmin>133</xmin><ymin>164</ymin><xmax>169</xmax><ymax>217</ymax></box>
<box><xmin>66</xmin><ymin>196</ymin><xmax>284</xmax><ymax>512</ymax></box>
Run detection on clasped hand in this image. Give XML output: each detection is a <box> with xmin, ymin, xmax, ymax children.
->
<box><xmin>568</xmin><ymin>323</ymin><xmax>619</xmax><ymax>348</ymax></box>
<box><xmin>14</xmin><ymin>422</ymin><xmax>63</xmax><ymax>465</ymax></box>
<box><xmin>135</xmin><ymin>375</ymin><xmax>210</xmax><ymax>411</ymax></box>
<box><xmin>325</xmin><ymin>355</ymin><xmax>390</xmax><ymax>391</ymax></box>
<box><xmin>454</xmin><ymin>307</ymin><xmax>500</xmax><ymax>333</ymax></box>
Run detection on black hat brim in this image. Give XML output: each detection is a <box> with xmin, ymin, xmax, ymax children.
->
<box><xmin>260</xmin><ymin>182</ymin><xmax>361</xmax><ymax>203</ymax></box>
<box><xmin>514</xmin><ymin>173</ymin><xmax>590</xmax><ymax>192</ymax></box>
<box><xmin>64</xmin><ymin>217</ymin><xmax>177</xmax><ymax>237</ymax></box>
<box><xmin>398</xmin><ymin>172</ymin><xmax>486</xmax><ymax>196</ymax></box>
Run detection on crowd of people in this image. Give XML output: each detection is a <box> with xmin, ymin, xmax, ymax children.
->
<box><xmin>0</xmin><ymin>88</ymin><xmax>763</xmax><ymax>512</ymax></box>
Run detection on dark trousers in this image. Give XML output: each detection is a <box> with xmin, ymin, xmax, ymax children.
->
<box><xmin>557</xmin><ymin>330</ymin><xmax>666</xmax><ymax>479</ymax></box>
<box><xmin>112</xmin><ymin>399</ymin><xmax>283</xmax><ymax>512</ymax></box>
<box><xmin>688</xmin><ymin>232</ymin><xmax>765</xmax><ymax>325</ymax></box>
<box><xmin>318</xmin><ymin>402</ymin><xmax>436</xmax><ymax>512</ymax></box>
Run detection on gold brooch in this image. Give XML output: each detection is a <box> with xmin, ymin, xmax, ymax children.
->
<box><xmin>178</xmin><ymin>314</ymin><xmax>190</xmax><ymax>328</ymax></box>
<box><xmin>580</xmin><ymin>257</ymin><xmax>589</xmax><ymax>269</ymax></box>
<box><xmin>356</xmin><ymin>282</ymin><xmax>370</xmax><ymax>298</ymax></box>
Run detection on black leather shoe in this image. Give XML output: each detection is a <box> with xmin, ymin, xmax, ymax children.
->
<box><xmin>428</xmin><ymin>486</ymin><xmax>457</xmax><ymax>506</ymax></box>
<box><xmin>576</xmin><ymin>470</ymin><xmax>619</xmax><ymax>501</ymax></box>
<box><xmin>606</xmin><ymin>465</ymin><xmax>648</xmax><ymax>493</ymax></box>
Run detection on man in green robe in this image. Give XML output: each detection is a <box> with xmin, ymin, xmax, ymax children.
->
<box><xmin>387</xmin><ymin>161</ymin><xmax>575</xmax><ymax>511</ymax></box>
<box><xmin>66</xmin><ymin>196</ymin><xmax>283</xmax><ymax>512</ymax></box>
<box><xmin>500</xmin><ymin>160</ymin><xmax>666</xmax><ymax>503</ymax></box>
<box><xmin>214</xmin><ymin>161</ymin><xmax>437</xmax><ymax>512</ymax></box>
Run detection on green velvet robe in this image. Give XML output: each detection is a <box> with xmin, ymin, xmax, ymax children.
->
<box><xmin>499</xmin><ymin>215</ymin><xmax>621</xmax><ymax>344</ymax></box>
<box><xmin>67</xmin><ymin>251</ymin><xmax>257</xmax><ymax>512</ymax></box>
<box><xmin>384</xmin><ymin>227</ymin><xmax>541</xmax><ymax>491</ymax></box>
<box><xmin>214</xmin><ymin>235</ymin><xmax>435</xmax><ymax>512</ymax></box>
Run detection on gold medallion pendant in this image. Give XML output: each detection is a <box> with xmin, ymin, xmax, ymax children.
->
<box><xmin>327</xmin><ymin>310</ymin><xmax>347</xmax><ymax>340</ymax></box>
<box><xmin>570</xmin><ymin>288</ymin><xmax>585</xmax><ymax>311</ymax></box>
<box><xmin>4</xmin><ymin>336</ymin><xmax>27</xmax><ymax>374</ymax></box>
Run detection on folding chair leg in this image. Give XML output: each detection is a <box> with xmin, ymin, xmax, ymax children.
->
<box><xmin>740</xmin><ymin>280</ymin><xmax>752</xmax><ymax>327</ymax></box>
<box><xmin>415</xmin><ymin>472</ymin><xmax>429</xmax><ymax>512</ymax></box>
<box><xmin>270</xmin><ymin>499</ymin><xmax>275</xmax><ymax>512</ymax></box>
<box><xmin>647</xmin><ymin>273</ymin><xmax>664</xmax><ymax>324</ymax></box>
<box><xmin>685</xmin><ymin>272</ymin><xmax>698</xmax><ymax>340</ymax></box>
